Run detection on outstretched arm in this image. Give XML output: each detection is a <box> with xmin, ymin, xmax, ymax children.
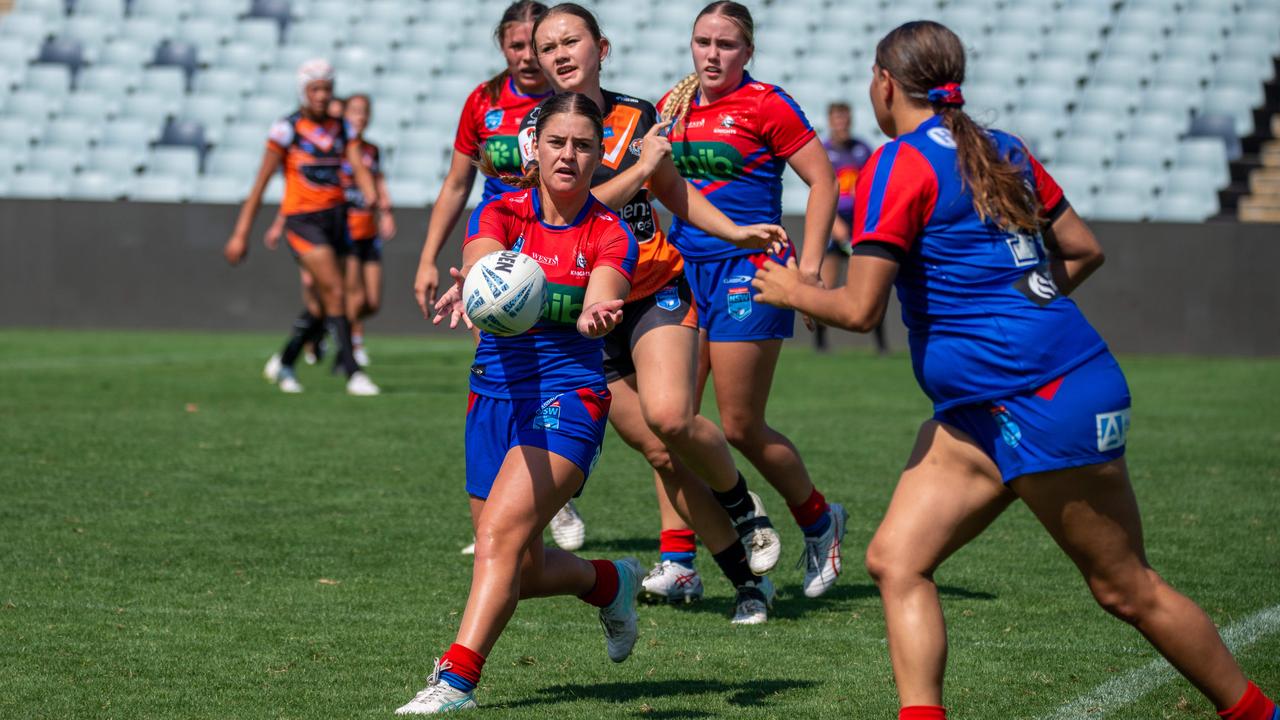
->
<box><xmin>752</xmin><ymin>251</ymin><xmax>898</xmax><ymax>333</ymax></box>
<box><xmin>224</xmin><ymin>150</ymin><xmax>282</xmax><ymax>265</ymax></box>
<box><xmin>649</xmin><ymin>158</ymin><xmax>787</xmax><ymax>251</ymax></box>
<box><xmin>1042</xmin><ymin>206</ymin><xmax>1104</xmax><ymax>295</ymax></box>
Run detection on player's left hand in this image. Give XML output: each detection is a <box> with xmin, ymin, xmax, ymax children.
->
<box><xmin>752</xmin><ymin>256</ymin><xmax>804</xmax><ymax>309</ymax></box>
<box><xmin>378</xmin><ymin>212</ymin><xmax>397</xmax><ymax>242</ymax></box>
<box><xmin>797</xmin><ymin>267</ymin><xmax>824</xmax><ymax>331</ymax></box>
<box><xmin>732</xmin><ymin>224</ymin><xmax>789</xmax><ymax>253</ymax></box>
<box><xmin>577</xmin><ymin>299</ymin><xmax>624</xmax><ymax>338</ymax></box>
<box><xmin>431</xmin><ymin>267</ymin><xmax>473</xmax><ymax>330</ymax></box>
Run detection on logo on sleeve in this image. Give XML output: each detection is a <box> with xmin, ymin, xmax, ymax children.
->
<box><xmin>484</xmin><ymin>109</ymin><xmax>504</xmax><ymax>131</ymax></box>
<box><xmin>727</xmin><ymin>287</ymin><xmax>752</xmax><ymax>320</ymax></box>
<box><xmin>1095</xmin><ymin>409</ymin><xmax>1130</xmax><ymax>452</ymax></box>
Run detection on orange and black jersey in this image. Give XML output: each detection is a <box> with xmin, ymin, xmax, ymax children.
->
<box><xmin>342</xmin><ymin>140</ymin><xmax>382</xmax><ymax>241</ymax></box>
<box><xmin>518</xmin><ymin>90</ymin><xmax>684</xmax><ymax>303</ymax></box>
<box><xmin>267</xmin><ymin>111</ymin><xmax>355</xmax><ymax>216</ymax></box>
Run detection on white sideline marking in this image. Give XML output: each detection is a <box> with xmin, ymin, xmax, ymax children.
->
<box><xmin>1038</xmin><ymin>604</ymin><xmax>1280</xmax><ymax>719</ymax></box>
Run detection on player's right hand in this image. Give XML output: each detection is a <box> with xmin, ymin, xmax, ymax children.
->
<box><xmin>637</xmin><ymin>118</ymin><xmax>674</xmax><ymax>173</ymax></box>
<box><xmin>431</xmin><ymin>267</ymin><xmax>473</xmax><ymax>330</ymax></box>
<box><xmin>733</xmin><ymin>223</ymin><xmax>789</xmax><ymax>253</ymax></box>
<box><xmin>414</xmin><ymin>263</ymin><xmax>440</xmax><ymax>319</ymax></box>
<box><xmin>577</xmin><ymin>299</ymin><xmax>624</xmax><ymax>338</ymax></box>
<box><xmin>224</xmin><ymin>234</ymin><xmax>248</xmax><ymax>265</ymax></box>
<box><xmin>263</xmin><ymin>221</ymin><xmax>283</xmax><ymax>250</ymax></box>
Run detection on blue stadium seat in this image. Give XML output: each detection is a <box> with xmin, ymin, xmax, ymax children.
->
<box><xmin>246</xmin><ymin>0</ymin><xmax>293</xmax><ymax>28</ymax></box>
<box><xmin>152</xmin><ymin>40</ymin><xmax>200</xmax><ymax>84</ymax></box>
<box><xmin>68</xmin><ymin>170</ymin><xmax>125</xmax><ymax>200</ymax></box>
<box><xmin>158</xmin><ymin>118</ymin><xmax>209</xmax><ymax>162</ymax></box>
<box><xmin>1201</xmin><ymin>87</ymin><xmax>1258</xmax><ymax>137</ymax></box>
<box><xmin>37</xmin><ymin>37</ymin><xmax>87</xmax><ymax>75</ymax></box>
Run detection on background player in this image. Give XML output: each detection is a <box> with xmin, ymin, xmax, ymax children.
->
<box><xmin>341</xmin><ymin>93</ymin><xmax>396</xmax><ymax>367</ymax></box>
<box><xmin>815</xmin><ymin>101</ymin><xmax>879</xmax><ymax>353</ymax></box>
<box><xmin>525</xmin><ymin>3</ymin><xmax>789</xmax><ymax>622</ymax></box>
<box><xmin>751</xmin><ymin>21</ymin><xmax>1279</xmax><ymax>720</ymax></box>
<box><xmin>660</xmin><ymin>1</ymin><xmax>847</xmax><ymax>599</ymax></box>
<box><xmin>414</xmin><ymin>0</ymin><xmax>552</xmax><ymax>315</ymax></box>
<box><xmin>223</xmin><ymin>60</ymin><xmax>380</xmax><ymax>396</ymax></box>
<box><xmin>396</xmin><ymin>93</ymin><xmax>640</xmax><ymax>715</ymax></box>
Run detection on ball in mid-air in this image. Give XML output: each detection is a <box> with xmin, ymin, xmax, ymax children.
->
<box><xmin>462</xmin><ymin>250</ymin><xmax>548</xmax><ymax>336</ymax></box>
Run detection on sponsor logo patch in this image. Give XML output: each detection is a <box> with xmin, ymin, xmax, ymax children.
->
<box><xmin>484</xmin><ymin>108</ymin><xmax>504</xmax><ymax>131</ymax></box>
<box><xmin>727</xmin><ymin>287</ymin><xmax>752</xmax><ymax>321</ymax></box>
<box><xmin>533</xmin><ymin>396</ymin><xmax>562</xmax><ymax>430</ymax></box>
<box><xmin>990</xmin><ymin>404</ymin><xmax>1022</xmax><ymax>448</ymax></box>
<box><xmin>1013</xmin><ymin>265</ymin><xmax>1060</xmax><ymax>306</ymax></box>
<box><xmin>655</xmin><ymin>285</ymin><xmax>681</xmax><ymax>311</ymax></box>
<box><xmin>1095</xmin><ymin>409</ymin><xmax>1130</xmax><ymax>452</ymax></box>
<box><xmin>722</xmin><ymin>274</ymin><xmax>754</xmax><ymax>284</ymax></box>
<box><xmin>1005</xmin><ymin>232</ymin><xmax>1042</xmax><ymax>267</ymax></box>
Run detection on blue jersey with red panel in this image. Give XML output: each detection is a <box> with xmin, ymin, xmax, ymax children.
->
<box><xmin>852</xmin><ymin>115</ymin><xmax>1107</xmax><ymax>411</ymax></box>
<box><xmin>659</xmin><ymin>74</ymin><xmax>816</xmax><ymax>261</ymax></box>
<box><xmin>465</xmin><ymin>188</ymin><xmax>639</xmax><ymax>400</ymax></box>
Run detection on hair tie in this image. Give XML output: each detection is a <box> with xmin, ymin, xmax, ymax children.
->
<box><xmin>927</xmin><ymin>83</ymin><xmax>964</xmax><ymax>107</ymax></box>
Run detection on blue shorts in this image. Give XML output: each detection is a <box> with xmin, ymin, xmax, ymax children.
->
<box><xmin>686</xmin><ymin>246</ymin><xmax>795</xmax><ymax>342</ymax></box>
<box><xmin>464</xmin><ymin>388</ymin><xmax>612</xmax><ymax>499</ymax></box>
<box><xmin>934</xmin><ymin>352</ymin><xmax>1131</xmax><ymax>483</ymax></box>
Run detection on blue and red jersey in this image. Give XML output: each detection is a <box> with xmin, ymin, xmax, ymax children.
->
<box><xmin>852</xmin><ymin>114</ymin><xmax>1107</xmax><ymax>411</ymax></box>
<box><xmin>659</xmin><ymin>74</ymin><xmax>816</xmax><ymax>261</ymax></box>
<box><xmin>825</xmin><ymin>135</ymin><xmax>873</xmax><ymax>224</ymax></box>
<box><xmin>465</xmin><ymin>188</ymin><xmax>639</xmax><ymax>399</ymax></box>
<box><xmin>455</xmin><ymin>76</ymin><xmax>552</xmax><ymax>201</ymax></box>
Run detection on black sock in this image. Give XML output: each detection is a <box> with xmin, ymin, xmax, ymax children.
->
<box><xmin>814</xmin><ymin>324</ymin><xmax>828</xmax><ymax>350</ymax></box>
<box><xmin>712</xmin><ymin>541</ymin><xmax>755</xmax><ymax>588</ymax></box>
<box><xmin>280</xmin><ymin>311</ymin><xmax>323</xmax><ymax>367</ymax></box>
<box><xmin>711</xmin><ymin>473</ymin><xmax>754</xmax><ymax>524</ymax></box>
<box><xmin>327</xmin><ymin>316</ymin><xmax>360</xmax><ymax>378</ymax></box>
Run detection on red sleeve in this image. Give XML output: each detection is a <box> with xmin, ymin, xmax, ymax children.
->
<box><xmin>453</xmin><ymin>85</ymin><xmax>486</xmax><ymax>157</ymax></box>
<box><xmin>589</xmin><ymin>212</ymin><xmax>638</xmax><ymax>281</ymax></box>
<box><xmin>1025</xmin><ymin>149</ymin><xmax>1066</xmax><ymax>219</ymax></box>
<box><xmin>851</xmin><ymin>142</ymin><xmax>938</xmax><ymax>253</ymax></box>
<box><xmin>759</xmin><ymin>86</ymin><xmax>817</xmax><ymax>159</ymax></box>
<box><xmin>465</xmin><ymin>195</ymin><xmax>514</xmax><ymax>246</ymax></box>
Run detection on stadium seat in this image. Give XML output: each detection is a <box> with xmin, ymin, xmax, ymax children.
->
<box><xmin>1057</xmin><ymin>7</ymin><xmax>1111</xmax><ymax>36</ymax></box>
<box><xmin>8</xmin><ymin>169</ymin><xmax>69</xmax><ymax>198</ymax></box>
<box><xmin>43</xmin><ymin>117</ymin><xmax>99</xmax><ymax>150</ymax></box>
<box><xmin>1056</xmin><ymin>134</ymin><xmax>1115</xmax><ymax>171</ymax></box>
<box><xmin>246</xmin><ymin>0</ymin><xmax>293</xmax><ymax>28</ymax></box>
<box><xmin>67</xmin><ymin>170</ymin><xmax>125</xmax><ymax>200</ymax></box>
<box><xmin>236</xmin><ymin>18</ymin><xmax>283</xmax><ymax>49</ymax></box>
<box><xmin>191</xmin><ymin>174</ymin><xmax>247</xmax><ymax>203</ymax></box>
<box><xmin>218</xmin><ymin>41</ymin><xmax>274</xmax><ymax>74</ymax></box>
<box><xmin>129</xmin><ymin>0</ymin><xmax>187</xmax><ymax>23</ymax></box>
<box><xmin>1114</xmin><ymin>137</ymin><xmax>1176</xmax><ymax>170</ymax></box>
<box><xmin>1189</xmin><ymin>113</ymin><xmax>1243</xmax><ymax>161</ymax></box>
<box><xmin>375</xmin><ymin>73</ymin><xmax>425</xmax><ymax>104</ymax></box>
<box><xmin>182</xmin><ymin>92</ymin><xmax>238</xmax><ymax>127</ymax></box>
<box><xmin>1070</xmin><ymin>110</ymin><xmax>1127</xmax><ymax>142</ymax></box>
<box><xmin>1079</xmin><ymin>84</ymin><xmax>1138</xmax><ymax>115</ymax></box>
<box><xmin>70</xmin><ymin>0</ymin><xmax>127</xmax><ymax>21</ymax></box>
<box><xmin>1047</xmin><ymin>163</ymin><xmax>1098</xmax><ymax>205</ymax></box>
<box><xmin>62</xmin><ymin>15</ymin><xmax>116</xmax><ymax>51</ymax></box>
<box><xmin>1152</xmin><ymin>188</ymin><xmax>1219</xmax><ymax>221</ymax></box>
<box><xmin>63</xmin><ymin>90</ymin><xmax>119</xmax><ymax>121</ymax></box>
<box><xmin>205</xmin><ymin>147</ymin><xmax>261</xmax><ymax>178</ymax></box>
<box><xmin>1016</xmin><ymin>85</ymin><xmax>1074</xmax><ymax>116</ymax></box>
<box><xmin>115</xmin><ymin>17</ymin><xmax>167</xmax><ymax>50</ymax></box>
<box><xmin>5</xmin><ymin>90</ymin><xmax>61</xmax><ymax>121</ymax></box>
<box><xmin>188</xmin><ymin>0</ymin><xmax>249</xmax><ymax>22</ymax></box>
<box><xmin>152</xmin><ymin>40</ymin><xmax>200</xmax><ymax>82</ymax></box>
<box><xmin>37</xmin><ymin>37</ymin><xmax>87</xmax><ymax>75</ymax></box>
<box><xmin>139</xmin><ymin>66</ymin><xmax>188</xmax><ymax>98</ymax></box>
<box><xmin>388</xmin><ymin>47</ymin><xmax>445</xmax><ymax>77</ymax></box>
<box><xmin>120</xmin><ymin>91</ymin><xmax>177</xmax><ymax>126</ymax></box>
<box><xmin>99</xmin><ymin>39</ymin><xmax>152</xmax><ymax>69</ymax></box>
<box><xmin>240</xmin><ymin>95</ymin><xmax>290</xmax><ymax>126</ymax></box>
<box><xmin>130</xmin><ymin>173</ymin><xmax>190</xmax><ymax>202</ymax></box>
<box><xmin>254</xmin><ymin>69</ymin><xmax>296</xmax><ymax>98</ymax></box>
<box><xmin>24</xmin><ymin>63</ymin><xmax>74</xmax><ymax>98</ymax></box>
<box><xmin>78</xmin><ymin>66</ymin><xmax>139</xmax><ymax>97</ymax></box>
<box><xmin>176</xmin><ymin>18</ymin><xmax>234</xmax><ymax>57</ymax></box>
<box><xmin>0</xmin><ymin>37</ymin><xmax>39</xmax><ymax>67</ymax></box>
<box><xmin>17</xmin><ymin>0</ymin><xmax>65</xmax><ymax>22</ymax></box>
<box><xmin>1090</xmin><ymin>190</ymin><xmax>1153</xmax><ymax>221</ymax></box>
<box><xmin>347</xmin><ymin>18</ymin><xmax>407</xmax><ymax>49</ymax></box>
<box><xmin>284</xmin><ymin>20</ymin><xmax>341</xmax><ymax>51</ymax></box>
<box><xmin>1104</xmin><ymin>166</ymin><xmax>1164</xmax><ymax>199</ymax></box>
<box><xmin>220</xmin><ymin>122</ymin><xmax>270</xmax><ymax>151</ymax></box>
<box><xmin>1091</xmin><ymin>57</ymin><xmax>1150</xmax><ymax>90</ymax></box>
<box><xmin>84</xmin><ymin>144</ymin><xmax>141</xmax><ymax>173</ymax></box>
<box><xmin>1201</xmin><ymin>87</ymin><xmax>1257</xmax><ymax>137</ymax></box>
<box><xmin>26</xmin><ymin>145</ymin><xmax>80</xmax><ymax>177</ymax></box>
<box><xmin>0</xmin><ymin>12</ymin><xmax>57</xmax><ymax>50</ymax></box>
<box><xmin>147</xmin><ymin>145</ymin><xmax>202</xmax><ymax>178</ymax></box>
<box><xmin>158</xmin><ymin>117</ymin><xmax>209</xmax><ymax>159</ymax></box>
<box><xmin>1176</xmin><ymin>138</ymin><xmax>1230</xmax><ymax>189</ymax></box>
<box><xmin>1041</xmin><ymin>30</ymin><xmax>1101</xmax><ymax>64</ymax></box>
<box><xmin>195</xmin><ymin>68</ymin><xmax>254</xmax><ymax>99</ymax></box>
<box><xmin>0</xmin><ymin>133</ymin><xmax>33</xmax><ymax>170</ymax></box>
<box><xmin>1113</xmin><ymin>8</ymin><xmax>1173</xmax><ymax>36</ymax></box>
<box><xmin>102</xmin><ymin>116</ymin><xmax>158</xmax><ymax>146</ymax></box>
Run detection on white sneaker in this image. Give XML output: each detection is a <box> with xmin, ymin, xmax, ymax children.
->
<box><xmin>460</xmin><ymin>539</ymin><xmax>475</xmax><ymax>555</ymax></box>
<box><xmin>800</xmin><ymin>502</ymin><xmax>848</xmax><ymax>598</ymax></box>
<box><xmin>263</xmin><ymin>353</ymin><xmax>282</xmax><ymax>382</ymax></box>
<box><xmin>346</xmin><ymin>371</ymin><xmax>380</xmax><ymax>396</ymax></box>
<box><xmin>731</xmin><ymin>576</ymin><xmax>775</xmax><ymax>625</ymax></box>
<box><xmin>353</xmin><ymin>345</ymin><xmax>371</xmax><ymax>367</ymax></box>
<box><xmin>549</xmin><ymin>500</ymin><xmax>585</xmax><ymax>551</ymax></box>
<box><xmin>277</xmin><ymin>367</ymin><xmax>303</xmax><ymax>394</ymax></box>
<box><xmin>640</xmin><ymin>560</ymin><xmax>703</xmax><ymax>605</ymax></box>
<box><xmin>394</xmin><ymin>658</ymin><xmax>478</xmax><ymax>715</ymax></box>
<box><xmin>736</xmin><ymin>491</ymin><xmax>782</xmax><ymax>576</ymax></box>
<box><xmin>304</xmin><ymin>350</ymin><xmax>318</xmax><ymax>365</ymax></box>
<box><xmin>599</xmin><ymin>557</ymin><xmax>642</xmax><ymax>663</ymax></box>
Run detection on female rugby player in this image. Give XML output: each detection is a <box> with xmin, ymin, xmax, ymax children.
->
<box><xmin>752</xmin><ymin>21</ymin><xmax>1279</xmax><ymax>720</ymax></box>
<box><xmin>341</xmin><ymin>93</ymin><xmax>396</xmax><ymax>367</ymax></box>
<box><xmin>395</xmin><ymin>93</ymin><xmax>641</xmax><ymax>715</ymax></box>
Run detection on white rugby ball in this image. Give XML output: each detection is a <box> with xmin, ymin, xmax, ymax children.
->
<box><xmin>462</xmin><ymin>250</ymin><xmax>548</xmax><ymax>336</ymax></box>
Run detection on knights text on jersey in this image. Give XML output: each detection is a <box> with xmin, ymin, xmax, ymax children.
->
<box><xmin>464</xmin><ymin>188</ymin><xmax>639</xmax><ymax>399</ymax></box>
<box><xmin>455</xmin><ymin>76</ymin><xmax>552</xmax><ymax>201</ymax></box>
<box><xmin>518</xmin><ymin>89</ymin><xmax>684</xmax><ymax>302</ymax></box>
<box><xmin>852</xmin><ymin>114</ymin><xmax>1106</xmax><ymax>411</ymax></box>
<box><xmin>659</xmin><ymin>74</ymin><xmax>816</xmax><ymax>261</ymax></box>
<box><xmin>267</xmin><ymin>112</ymin><xmax>353</xmax><ymax>216</ymax></box>
<box><xmin>342</xmin><ymin>140</ymin><xmax>381</xmax><ymax>240</ymax></box>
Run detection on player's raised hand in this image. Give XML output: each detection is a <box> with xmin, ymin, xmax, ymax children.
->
<box><xmin>637</xmin><ymin>118</ymin><xmax>674</xmax><ymax>173</ymax></box>
<box><xmin>731</xmin><ymin>223</ymin><xmax>790</xmax><ymax>253</ymax></box>
<box><xmin>577</xmin><ymin>299</ymin><xmax>624</xmax><ymax>338</ymax></box>
<box><xmin>751</xmin><ymin>256</ymin><xmax>804</xmax><ymax>309</ymax></box>
<box><xmin>432</xmin><ymin>267</ymin><xmax>473</xmax><ymax>330</ymax></box>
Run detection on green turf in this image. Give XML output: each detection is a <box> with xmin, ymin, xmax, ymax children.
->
<box><xmin>1</xmin><ymin>329</ymin><xmax>1276</xmax><ymax>719</ymax></box>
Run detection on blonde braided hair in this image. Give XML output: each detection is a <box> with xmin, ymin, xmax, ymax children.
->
<box><xmin>663</xmin><ymin>73</ymin><xmax>701</xmax><ymax>136</ymax></box>
<box><xmin>663</xmin><ymin>3</ymin><xmax>755</xmax><ymax>134</ymax></box>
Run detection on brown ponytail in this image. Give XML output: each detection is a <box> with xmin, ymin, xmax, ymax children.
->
<box><xmin>875</xmin><ymin>21</ymin><xmax>1042</xmax><ymax>233</ymax></box>
<box><xmin>474</xmin><ymin>91</ymin><xmax>605</xmax><ymax>189</ymax></box>
<box><xmin>663</xmin><ymin>2</ymin><xmax>755</xmax><ymax>133</ymax></box>
<box><xmin>485</xmin><ymin>1</ymin><xmax>549</xmax><ymax>103</ymax></box>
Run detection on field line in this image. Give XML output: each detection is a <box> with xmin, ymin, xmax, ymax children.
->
<box><xmin>1037</xmin><ymin>603</ymin><xmax>1280</xmax><ymax>719</ymax></box>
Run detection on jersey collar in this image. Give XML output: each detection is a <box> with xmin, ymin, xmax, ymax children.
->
<box><xmin>508</xmin><ymin>75</ymin><xmax>552</xmax><ymax>100</ymax></box>
<box><xmin>531</xmin><ymin>188</ymin><xmax>596</xmax><ymax>229</ymax></box>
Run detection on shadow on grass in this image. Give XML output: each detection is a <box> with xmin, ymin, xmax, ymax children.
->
<box><xmin>648</xmin><ymin>582</ymin><xmax>996</xmax><ymax>620</ymax></box>
<box><xmin>497</xmin><ymin>678</ymin><xmax>816</xmax><ymax>711</ymax></box>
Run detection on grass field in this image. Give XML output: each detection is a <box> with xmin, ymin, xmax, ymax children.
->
<box><xmin>1</xmin><ymin>329</ymin><xmax>1277</xmax><ymax>719</ymax></box>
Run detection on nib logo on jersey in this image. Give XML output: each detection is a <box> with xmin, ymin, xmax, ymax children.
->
<box><xmin>672</xmin><ymin>142</ymin><xmax>744</xmax><ymax>181</ymax></box>
<box><xmin>484</xmin><ymin>137</ymin><xmax>520</xmax><ymax>172</ymax></box>
<box><xmin>543</xmin><ymin>283</ymin><xmax>586</xmax><ymax>324</ymax></box>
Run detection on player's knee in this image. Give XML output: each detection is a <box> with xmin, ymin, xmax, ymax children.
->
<box><xmin>864</xmin><ymin>538</ymin><xmax>925</xmax><ymax>589</ymax></box>
<box><xmin>640</xmin><ymin>442</ymin><xmax>676</xmax><ymax>475</ymax></box>
<box><xmin>363</xmin><ymin>296</ymin><xmax>380</xmax><ymax>315</ymax></box>
<box><xmin>720</xmin><ymin>416</ymin><xmax>762</xmax><ymax>449</ymax></box>
<box><xmin>645</xmin><ymin>406</ymin><xmax>693</xmax><ymax>445</ymax></box>
<box><xmin>1087</xmin><ymin>570</ymin><xmax>1160</xmax><ymax>626</ymax></box>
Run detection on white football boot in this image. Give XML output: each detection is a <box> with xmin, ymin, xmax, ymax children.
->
<box><xmin>800</xmin><ymin>502</ymin><xmax>848</xmax><ymax>598</ymax></box>
<box><xmin>394</xmin><ymin>658</ymin><xmax>478</xmax><ymax>715</ymax></box>
<box><xmin>599</xmin><ymin>557</ymin><xmax>643</xmax><ymax>662</ymax></box>
<box><xmin>731</xmin><ymin>576</ymin><xmax>775</xmax><ymax>625</ymax></box>
<box><xmin>460</xmin><ymin>538</ymin><xmax>475</xmax><ymax>555</ymax></box>
<box><xmin>640</xmin><ymin>560</ymin><xmax>704</xmax><ymax>605</ymax></box>
<box><xmin>276</xmin><ymin>366</ymin><xmax>303</xmax><ymax>394</ymax></box>
<box><xmin>263</xmin><ymin>353</ymin><xmax>282</xmax><ymax>382</ymax></box>
<box><xmin>353</xmin><ymin>345</ymin><xmax>371</xmax><ymax>367</ymax></box>
<box><xmin>549</xmin><ymin>500</ymin><xmax>585</xmax><ymax>551</ymax></box>
<box><xmin>346</xmin><ymin>371</ymin><xmax>381</xmax><ymax>396</ymax></box>
<box><xmin>736</xmin><ymin>491</ymin><xmax>782</xmax><ymax>575</ymax></box>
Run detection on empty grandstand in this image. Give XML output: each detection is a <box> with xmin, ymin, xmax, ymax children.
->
<box><xmin>0</xmin><ymin>0</ymin><xmax>1276</xmax><ymax>221</ymax></box>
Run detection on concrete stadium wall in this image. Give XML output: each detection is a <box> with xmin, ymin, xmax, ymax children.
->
<box><xmin>1</xmin><ymin>199</ymin><xmax>1277</xmax><ymax>356</ymax></box>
